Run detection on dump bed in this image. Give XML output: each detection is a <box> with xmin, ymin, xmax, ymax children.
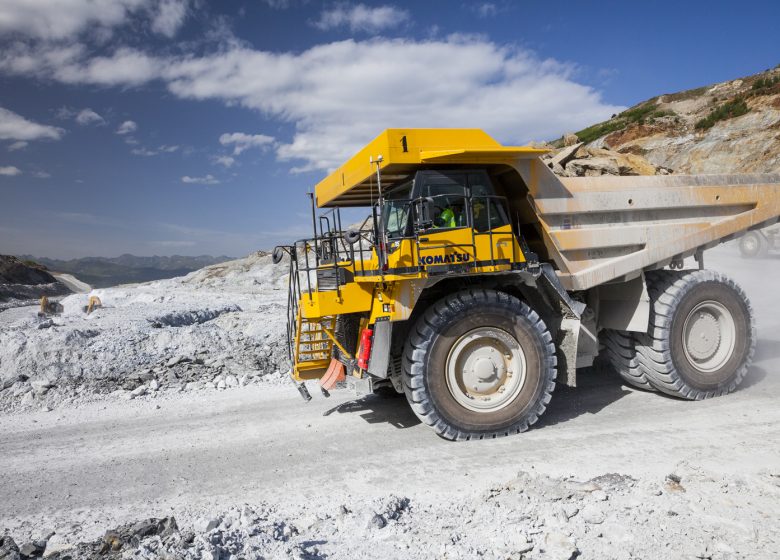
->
<box><xmin>315</xmin><ymin>129</ymin><xmax>780</xmax><ymax>292</ymax></box>
<box><xmin>519</xmin><ymin>164</ymin><xmax>780</xmax><ymax>290</ymax></box>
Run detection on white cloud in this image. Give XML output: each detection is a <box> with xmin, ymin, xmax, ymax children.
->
<box><xmin>75</xmin><ymin>108</ymin><xmax>106</xmax><ymax>126</ymax></box>
<box><xmin>0</xmin><ymin>41</ymin><xmax>83</xmax><ymax>77</ymax></box>
<box><xmin>314</xmin><ymin>4</ymin><xmax>410</xmax><ymax>33</ymax></box>
<box><xmin>55</xmin><ymin>106</ymin><xmax>76</xmax><ymax>119</ymax></box>
<box><xmin>116</xmin><ymin>120</ymin><xmax>138</xmax><ymax>135</ymax></box>
<box><xmin>0</xmin><ymin>107</ymin><xmax>64</xmax><ymax>142</ymax></box>
<box><xmin>151</xmin><ymin>0</ymin><xmax>189</xmax><ymax>37</ymax></box>
<box><xmin>214</xmin><ymin>155</ymin><xmax>235</xmax><ymax>168</ymax></box>
<box><xmin>181</xmin><ymin>174</ymin><xmax>219</xmax><ymax>184</ymax></box>
<box><xmin>162</xmin><ymin>38</ymin><xmax>623</xmax><ymax>171</ymax></box>
<box><xmin>8</xmin><ymin>141</ymin><xmax>28</xmax><ymax>151</ymax></box>
<box><xmin>132</xmin><ymin>144</ymin><xmax>179</xmax><ymax>156</ymax></box>
<box><xmin>70</xmin><ymin>47</ymin><xmax>159</xmax><ymax>86</ymax></box>
<box><xmin>474</xmin><ymin>3</ymin><xmax>499</xmax><ymax>18</ymax></box>
<box><xmin>0</xmin><ymin>0</ymin><xmax>185</xmax><ymax>41</ymax></box>
<box><xmin>0</xmin><ymin>37</ymin><xmax>623</xmax><ymax>173</ymax></box>
<box><xmin>0</xmin><ymin>166</ymin><xmax>22</xmax><ymax>176</ymax></box>
<box><xmin>32</xmin><ymin>170</ymin><xmax>51</xmax><ymax>178</ymax></box>
<box><xmin>0</xmin><ymin>0</ymin><xmax>150</xmax><ymax>40</ymax></box>
<box><xmin>218</xmin><ymin>132</ymin><xmax>275</xmax><ymax>155</ymax></box>
<box><xmin>2</xmin><ymin>45</ymin><xmax>159</xmax><ymax>86</ymax></box>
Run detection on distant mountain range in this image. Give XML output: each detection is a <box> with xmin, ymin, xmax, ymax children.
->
<box><xmin>21</xmin><ymin>254</ymin><xmax>234</xmax><ymax>288</ymax></box>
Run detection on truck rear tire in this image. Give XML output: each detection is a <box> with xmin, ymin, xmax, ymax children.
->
<box><xmin>739</xmin><ymin>232</ymin><xmax>767</xmax><ymax>258</ymax></box>
<box><xmin>600</xmin><ymin>329</ymin><xmax>655</xmax><ymax>391</ymax></box>
<box><xmin>635</xmin><ymin>270</ymin><xmax>755</xmax><ymax>399</ymax></box>
<box><xmin>402</xmin><ymin>289</ymin><xmax>556</xmax><ymax>440</ymax></box>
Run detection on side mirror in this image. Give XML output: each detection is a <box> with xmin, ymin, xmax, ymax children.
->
<box><xmin>272</xmin><ymin>246</ymin><xmax>286</xmax><ymax>264</ymax></box>
<box><xmin>414</xmin><ymin>197</ymin><xmax>435</xmax><ymax>230</ymax></box>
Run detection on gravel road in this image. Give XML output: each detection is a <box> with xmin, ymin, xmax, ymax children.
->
<box><xmin>1</xmin><ymin>245</ymin><xmax>779</xmax><ymax>558</ymax></box>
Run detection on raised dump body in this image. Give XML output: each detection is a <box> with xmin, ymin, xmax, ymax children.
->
<box><xmin>528</xmin><ymin>170</ymin><xmax>780</xmax><ymax>290</ymax></box>
<box><xmin>275</xmin><ymin>129</ymin><xmax>780</xmax><ymax>440</ymax></box>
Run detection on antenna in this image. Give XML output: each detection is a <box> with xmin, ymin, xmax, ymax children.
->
<box><xmin>370</xmin><ymin>154</ymin><xmax>388</xmax><ymax>274</ymax></box>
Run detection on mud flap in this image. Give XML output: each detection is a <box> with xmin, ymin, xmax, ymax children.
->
<box><xmin>319</xmin><ymin>358</ymin><xmax>346</xmax><ymax>390</ymax></box>
<box><xmin>367</xmin><ymin>320</ymin><xmax>392</xmax><ymax>378</ymax></box>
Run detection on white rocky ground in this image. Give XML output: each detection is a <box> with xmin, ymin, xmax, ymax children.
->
<box><xmin>1</xmin><ymin>245</ymin><xmax>779</xmax><ymax>559</ymax></box>
<box><xmin>0</xmin><ymin>252</ymin><xmax>290</xmax><ymax>414</ymax></box>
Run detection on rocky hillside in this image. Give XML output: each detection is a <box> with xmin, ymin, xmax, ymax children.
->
<box><xmin>556</xmin><ymin>65</ymin><xmax>780</xmax><ymax>175</ymax></box>
<box><xmin>0</xmin><ymin>255</ymin><xmax>71</xmax><ymax>310</ymax></box>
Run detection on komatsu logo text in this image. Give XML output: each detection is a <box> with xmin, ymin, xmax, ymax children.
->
<box><xmin>419</xmin><ymin>253</ymin><xmax>471</xmax><ymax>266</ymax></box>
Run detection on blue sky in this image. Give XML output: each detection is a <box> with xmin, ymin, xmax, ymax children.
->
<box><xmin>0</xmin><ymin>0</ymin><xmax>778</xmax><ymax>258</ymax></box>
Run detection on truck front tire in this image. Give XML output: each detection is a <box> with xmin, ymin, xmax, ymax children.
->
<box><xmin>402</xmin><ymin>289</ymin><xmax>556</xmax><ymax>440</ymax></box>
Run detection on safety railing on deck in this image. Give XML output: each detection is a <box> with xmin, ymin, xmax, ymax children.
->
<box><xmin>284</xmin><ymin>194</ymin><xmax>516</xmax><ymax>359</ymax></box>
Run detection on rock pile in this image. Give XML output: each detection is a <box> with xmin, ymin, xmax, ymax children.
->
<box><xmin>5</xmin><ymin>468</ymin><xmax>777</xmax><ymax>559</ymax></box>
<box><xmin>0</xmin><ymin>252</ymin><xmax>290</xmax><ymax>413</ymax></box>
<box><xmin>544</xmin><ymin>142</ymin><xmax>672</xmax><ymax>177</ymax></box>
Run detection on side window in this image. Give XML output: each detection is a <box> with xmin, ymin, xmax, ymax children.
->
<box><xmin>468</xmin><ymin>172</ymin><xmax>510</xmax><ymax>233</ymax></box>
<box><xmin>417</xmin><ymin>172</ymin><xmax>468</xmax><ymax>230</ymax></box>
<box><xmin>383</xmin><ymin>180</ymin><xmax>413</xmax><ymax>238</ymax></box>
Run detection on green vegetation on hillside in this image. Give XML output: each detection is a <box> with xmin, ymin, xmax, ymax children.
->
<box><xmin>751</xmin><ymin>75</ymin><xmax>780</xmax><ymax>94</ymax></box>
<box><xmin>695</xmin><ymin>98</ymin><xmax>750</xmax><ymax>131</ymax></box>
<box><xmin>574</xmin><ymin>103</ymin><xmax>674</xmax><ymax>144</ymax></box>
<box><xmin>662</xmin><ymin>86</ymin><xmax>708</xmax><ymax>103</ymax></box>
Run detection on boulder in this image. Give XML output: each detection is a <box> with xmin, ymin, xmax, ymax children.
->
<box><xmin>567</xmin><ymin>156</ymin><xmax>621</xmax><ymax>176</ymax></box>
<box><xmin>544</xmin><ymin>531</ymin><xmax>578</xmax><ymax>560</ymax></box>
<box><xmin>0</xmin><ymin>536</ymin><xmax>20</xmax><ymax>560</ymax></box>
<box><xmin>580</xmin><ymin>503</ymin><xmax>606</xmax><ymax>524</ymax></box>
<box><xmin>194</xmin><ymin>517</ymin><xmax>221</xmax><ymax>533</ymax></box>
<box><xmin>546</xmin><ymin>142</ymin><xmax>584</xmax><ymax>169</ymax></box>
<box><xmin>31</xmin><ymin>379</ymin><xmax>54</xmax><ymax>395</ymax></box>
<box><xmin>129</xmin><ymin>385</ymin><xmax>147</xmax><ymax>399</ymax></box>
<box><xmin>563</xmin><ymin>133</ymin><xmax>580</xmax><ymax>146</ymax></box>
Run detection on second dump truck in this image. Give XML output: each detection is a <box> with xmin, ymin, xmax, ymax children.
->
<box><xmin>274</xmin><ymin>129</ymin><xmax>780</xmax><ymax>440</ymax></box>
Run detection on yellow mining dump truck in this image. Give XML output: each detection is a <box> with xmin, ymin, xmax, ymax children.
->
<box><xmin>273</xmin><ymin>129</ymin><xmax>780</xmax><ymax>440</ymax></box>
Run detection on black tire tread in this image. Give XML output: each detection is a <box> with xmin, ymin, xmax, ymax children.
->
<box><xmin>634</xmin><ymin>269</ymin><xmax>755</xmax><ymax>400</ymax></box>
<box><xmin>401</xmin><ymin>289</ymin><xmax>556</xmax><ymax>441</ymax></box>
<box><xmin>601</xmin><ymin>329</ymin><xmax>655</xmax><ymax>391</ymax></box>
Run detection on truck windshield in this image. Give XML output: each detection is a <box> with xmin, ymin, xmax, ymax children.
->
<box><xmin>383</xmin><ymin>180</ymin><xmax>413</xmax><ymax>238</ymax></box>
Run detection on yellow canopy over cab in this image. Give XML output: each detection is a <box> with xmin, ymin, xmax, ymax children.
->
<box><xmin>314</xmin><ymin>129</ymin><xmax>548</xmax><ymax>208</ymax></box>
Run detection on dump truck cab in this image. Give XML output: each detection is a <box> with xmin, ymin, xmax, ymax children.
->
<box><xmin>275</xmin><ymin>128</ymin><xmax>780</xmax><ymax>440</ymax></box>
<box><xmin>276</xmin><ymin>131</ymin><xmax>545</xmax><ymax>386</ymax></box>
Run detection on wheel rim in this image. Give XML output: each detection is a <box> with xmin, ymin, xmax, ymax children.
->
<box><xmin>741</xmin><ymin>236</ymin><xmax>758</xmax><ymax>254</ymax></box>
<box><xmin>681</xmin><ymin>300</ymin><xmax>736</xmax><ymax>373</ymax></box>
<box><xmin>445</xmin><ymin>327</ymin><xmax>526</xmax><ymax>412</ymax></box>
